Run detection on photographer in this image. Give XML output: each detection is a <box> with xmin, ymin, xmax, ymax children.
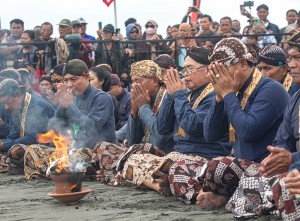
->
<box><xmin>13</xmin><ymin>30</ymin><xmax>38</xmax><ymax>70</ymax></box>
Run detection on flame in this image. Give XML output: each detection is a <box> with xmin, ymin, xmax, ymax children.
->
<box><xmin>71</xmin><ymin>183</ymin><xmax>78</xmax><ymax>190</ymax></box>
<box><xmin>38</xmin><ymin>130</ymin><xmax>69</xmax><ymax>173</ymax></box>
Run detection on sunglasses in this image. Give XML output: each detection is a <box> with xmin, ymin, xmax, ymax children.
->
<box><xmin>130</xmin><ymin>30</ymin><xmax>139</xmax><ymax>34</ymax></box>
<box><xmin>145</xmin><ymin>25</ymin><xmax>155</xmax><ymax>28</ymax></box>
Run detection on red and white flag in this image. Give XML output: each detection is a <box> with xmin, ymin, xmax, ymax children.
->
<box><xmin>103</xmin><ymin>0</ymin><xmax>114</xmax><ymax>7</ymax></box>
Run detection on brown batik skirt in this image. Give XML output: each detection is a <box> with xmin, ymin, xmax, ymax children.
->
<box><xmin>0</xmin><ymin>144</ymin><xmax>28</xmax><ymax>174</ymax></box>
<box><xmin>92</xmin><ymin>142</ymin><xmax>165</xmax><ymax>185</ymax></box>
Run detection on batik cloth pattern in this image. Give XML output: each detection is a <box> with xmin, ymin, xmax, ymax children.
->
<box><xmin>121</xmin><ymin>152</ymin><xmax>207</xmax><ymax>187</ymax></box>
<box><xmin>226</xmin><ymin>163</ymin><xmax>280</xmax><ymax>218</ymax></box>
<box><xmin>168</xmin><ymin>158</ymin><xmax>208</xmax><ymax>204</ymax></box>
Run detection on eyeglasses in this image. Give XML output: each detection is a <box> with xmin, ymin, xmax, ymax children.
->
<box><xmin>191</xmin><ymin>29</ymin><xmax>196</xmax><ymax>32</ymax></box>
<box><xmin>182</xmin><ymin>66</ymin><xmax>207</xmax><ymax>76</ymax></box>
<box><xmin>52</xmin><ymin>79</ymin><xmax>62</xmax><ymax>84</ymax></box>
<box><xmin>145</xmin><ymin>25</ymin><xmax>155</xmax><ymax>28</ymax></box>
<box><xmin>130</xmin><ymin>31</ymin><xmax>139</xmax><ymax>34</ymax></box>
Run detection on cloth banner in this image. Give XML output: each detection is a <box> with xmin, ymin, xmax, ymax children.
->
<box><xmin>103</xmin><ymin>0</ymin><xmax>114</xmax><ymax>7</ymax></box>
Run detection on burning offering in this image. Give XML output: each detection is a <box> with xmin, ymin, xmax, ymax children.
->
<box><xmin>38</xmin><ymin>130</ymin><xmax>92</xmax><ymax>203</ymax></box>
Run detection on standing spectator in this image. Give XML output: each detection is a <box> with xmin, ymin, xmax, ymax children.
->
<box><xmin>0</xmin><ymin>19</ymin><xmax>24</xmax><ymax>69</ymax></box>
<box><xmin>256</xmin><ymin>4</ymin><xmax>281</xmax><ymax>42</ymax></box>
<box><xmin>232</xmin><ymin>19</ymin><xmax>241</xmax><ymax>33</ymax></box>
<box><xmin>197</xmin><ymin>14</ymin><xmax>218</xmax><ymax>46</ymax></box>
<box><xmin>170</xmin><ymin>23</ymin><xmax>197</xmax><ymax>58</ymax></box>
<box><xmin>0</xmin><ymin>29</ymin><xmax>11</xmax><ymax>42</ymax></box>
<box><xmin>77</xmin><ymin>17</ymin><xmax>95</xmax><ymax>41</ymax></box>
<box><xmin>165</xmin><ymin>24</ymin><xmax>179</xmax><ymax>46</ymax></box>
<box><xmin>135</xmin><ymin>20</ymin><xmax>171</xmax><ymax>61</ymax></box>
<box><xmin>33</xmin><ymin>22</ymin><xmax>56</xmax><ymax>75</ymax></box>
<box><xmin>218</xmin><ymin>17</ymin><xmax>240</xmax><ymax>37</ymax></box>
<box><xmin>72</xmin><ymin>20</ymin><xmax>93</xmax><ymax>68</ymax></box>
<box><xmin>280</xmin><ymin>9</ymin><xmax>299</xmax><ymax>34</ymax></box>
<box><xmin>94</xmin><ymin>24</ymin><xmax>125</xmax><ymax>74</ymax></box>
<box><xmin>123</xmin><ymin>24</ymin><xmax>140</xmax><ymax>73</ymax></box>
<box><xmin>14</xmin><ymin>30</ymin><xmax>38</xmax><ymax>70</ymax></box>
<box><xmin>124</xmin><ymin>18</ymin><xmax>137</xmax><ymax>28</ymax></box>
<box><xmin>58</xmin><ymin>19</ymin><xmax>81</xmax><ymax>61</ymax></box>
<box><xmin>251</xmin><ymin>20</ymin><xmax>277</xmax><ymax>48</ymax></box>
<box><xmin>212</xmin><ymin>21</ymin><xmax>219</xmax><ymax>32</ymax></box>
<box><xmin>245</xmin><ymin>29</ymin><xmax>260</xmax><ymax>54</ymax></box>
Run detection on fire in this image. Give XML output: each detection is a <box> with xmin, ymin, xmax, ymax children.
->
<box><xmin>70</xmin><ymin>183</ymin><xmax>78</xmax><ymax>190</ymax></box>
<box><xmin>38</xmin><ymin>130</ymin><xmax>69</xmax><ymax>173</ymax></box>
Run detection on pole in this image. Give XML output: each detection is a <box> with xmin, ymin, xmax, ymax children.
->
<box><xmin>114</xmin><ymin>0</ymin><xmax>117</xmax><ymax>29</ymax></box>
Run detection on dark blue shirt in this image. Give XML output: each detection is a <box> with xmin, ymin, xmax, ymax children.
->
<box><xmin>157</xmin><ymin>84</ymin><xmax>232</xmax><ymax>159</ymax></box>
<box><xmin>204</xmin><ymin>70</ymin><xmax>289</xmax><ymax>163</ymax></box>
<box><xmin>0</xmin><ymin>104</ymin><xmax>12</xmax><ymax>138</ymax></box>
<box><xmin>82</xmin><ymin>34</ymin><xmax>95</xmax><ymax>41</ymax></box>
<box><xmin>280</xmin><ymin>75</ymin><xmax>300</xmax><ymax>97</ymax></box>
<box><xmin>272</xmin><ymin>90</ymin><xmax>300</xmax><ymax>169</ymax></box>
<box><xmin>3</xmin><ymin>95</ymin><xmax>55</xmax><ymax>151</ymax></box>
<box><xmin>55</xmin><ymin>84</ymin><xmax>116</xmax><ymax>149</ymax></box>
<box><xmin>116</xmin><ymin>89</ymin><xmax>131</xmax><ymax>130</ymax></box>
<box><xmin>127</xmin><ymin>88</ymin><xmax>174</xmax><ymax>154</ymax></box>
<box><xmin>288</xmin><ymin>82</ymin><xmax>300</xmax><ymax>97</ymax></box>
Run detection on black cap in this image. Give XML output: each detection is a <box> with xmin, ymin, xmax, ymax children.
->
<box><xmin>103</xmin><ymin>24</ymin><xmax>115</xmax><ymax>33</ymax></box>
<box><xmin>187</xmin><ymin>47</ymin><xmax>211</xmax><ymax>65</ymax></box>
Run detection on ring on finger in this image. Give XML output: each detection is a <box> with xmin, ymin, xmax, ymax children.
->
<box><xmin>215</xmin><ymin>74</ymin><xmax>220</xmax><ymax>79</ymax></box>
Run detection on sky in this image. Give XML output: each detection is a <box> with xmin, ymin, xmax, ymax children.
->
<box><xmin>0</xmin><ymin>0</ymin><xmax>299</xmax><ymax>38</ymax></box>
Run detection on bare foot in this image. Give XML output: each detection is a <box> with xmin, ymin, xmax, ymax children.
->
<box><xmin>114</xmin><ymin>174</ymin><xmax>128</xmax><ymax>186</ymax></box>
<box><xmin>96</xmin><ymin>169</ymin><xmax>105</xmax><ymax>182</ymax></box>
<box><xmin>196</xmin><ymin>191</ymin><xmax>228</xmax><ymax>210</ymax></box>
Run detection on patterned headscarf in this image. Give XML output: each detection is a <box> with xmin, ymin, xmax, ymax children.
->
<box><xmin>131</xmin><ymin>60</ymin><xmax>163</xmax><ymax>82</ymax></box>
<box><xmin>0</xmin><ymin>68</ymin><xmax>21</xmax><ymax>82</ymax></box>
<box><xmin>62</xmin><ymin>59</ymin><xmax>88</xmax><ymax>77</ymax></box>
<box><xmin>0</xmin><ymin>78</ymin><xmax>21</xmax><ymax>97</ymax></box>
<box><xmin>258</xmin><ymin>45</ymin><xmax>287</xmax><ymax>66</ymax></box>
<box><xmin>209</xmin><ymin>37</ymin><xmax>257</xmax><ymax>66</ymax></box>
<box><xmin>288</xmin><ymin>31</ymin><xmax>300</xmax><ymax>51</ymax></box>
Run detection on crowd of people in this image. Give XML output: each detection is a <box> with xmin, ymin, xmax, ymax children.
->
<box><xmin>0</xmin><ymin>3</ymin><xmax>300</xmax><ymax>221</ymax></box>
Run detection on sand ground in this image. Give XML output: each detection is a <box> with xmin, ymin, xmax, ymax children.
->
<box><xmin>0</xmin><ymin>173</ymin><xmax>279</xmax><ymax>221</ymax></box>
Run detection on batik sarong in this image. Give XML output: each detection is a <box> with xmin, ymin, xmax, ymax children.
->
<box><xmin>0</xmin><ymin>144</ymin><xmax>27</xmax><ymax>174</ymax></box>
<box><xmin>226</xmin><ymin>163</ymin><xmax>279</xmax><ymax>218</ymax></box>
<box><xmin>92</xmin><ymin>142</ymin><xmax>164</xmax><ymax>185</ymax></box>
<box><xmin>121</xmin><ymin>152</ymin><xmax>207</xmax><ymax>187</ymax></box>
<box><xmin>273</xmin><ymin>173</ymin><xmax>300</xmax><ymax>221</ymax></box>
<box><xmin>169</xmin><ymin>156</ymin><xmax>254</xmax><ymax>204</ymax></box>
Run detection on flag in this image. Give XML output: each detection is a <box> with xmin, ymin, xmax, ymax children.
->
<box><xmin>103</xmin><ymin>0</ymin><xmax>114</xmax><ymax>7</ymax></box>
<box><xmin>190</xmin><ymin>0</ymin><xmax>201</xmax><ymax>23</ymax></box>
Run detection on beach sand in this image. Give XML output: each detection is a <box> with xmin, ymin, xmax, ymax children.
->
<box><xmin>0</xmin><ymin>173</ymin><xmax>278</xmax><ymax>221</ymax></box>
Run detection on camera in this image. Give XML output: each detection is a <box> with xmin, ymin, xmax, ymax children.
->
<box><xmin>191</xmin><ymin>6</ymin><xmax>199</xmax><ymax>12</ymax></box>
<box><xmin>115</xmin><ymin>28</ymin><xmax>120</xmax><ymax>40</ymax></box>
<box><xmin>244</xmin><ymin>1</ymin><xmax>254</xmax><ymax>7</ymax></box>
